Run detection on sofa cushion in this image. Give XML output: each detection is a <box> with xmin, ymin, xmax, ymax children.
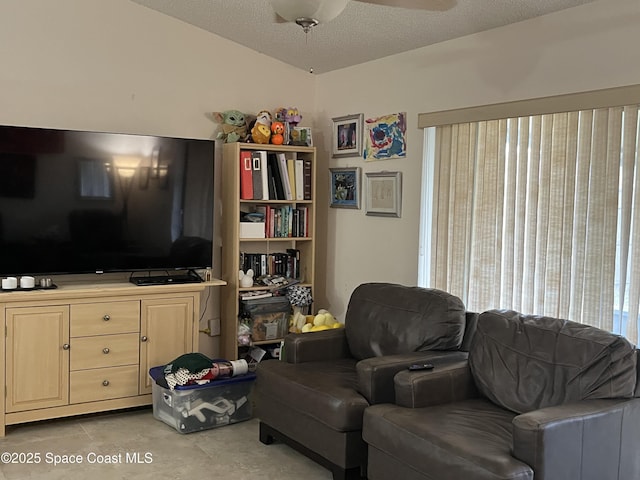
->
<box><xmin>363</xmin><ymin>398</ymin><xmax>533</xmax><ymax>480</ymax></box>
<box><xmin>470</xmin><ymin>310</ymin><xmax>638</xmax><ymax>414</ymax></box>
<box><xmin>255</xmin><ymin>357</ymin><xmax>369</xmax><ymax>431</ymax></box>
<box><xmin>345</xmin><ymin>283</ymin><xmax>466</xmax><ymax>360</ymax></box>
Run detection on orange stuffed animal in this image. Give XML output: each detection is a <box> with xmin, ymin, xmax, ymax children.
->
<box><xmin>271</xmin><ymin>121</ymin><xmax>284</xmax><ymax>145</ymax></box>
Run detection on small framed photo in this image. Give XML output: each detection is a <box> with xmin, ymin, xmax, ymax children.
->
<box><xmin>365</xmin><ymin>171</ymin><xmax>402</xmax><ymax>217</ymax></box>
<box><xmin>332</xmin><ymin>114</ymin><xmax>363</xmax><ymax>158</ymax></box>
<box><xmin>329</xmin><ymin>167</ymin><xmax>360</xmax><ymax>209</ymax></box>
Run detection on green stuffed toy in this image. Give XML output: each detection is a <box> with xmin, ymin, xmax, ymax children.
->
<box><xmin>212</xmin><ymin>110</ymin><xmax>248</xmax><ymax>143</ymax></box>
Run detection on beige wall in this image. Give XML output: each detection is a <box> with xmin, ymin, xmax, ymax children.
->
<box><xmin>1</xmin><ymin>0</ymin><xmax>639</xmax><ymax>351</ymax></box>
<box><xmin>314</xmin><ymin>0</ymin><xmax>640</xmax><ymax>319</ymax></box>
<box><xmin>0</xmin><ymin>0</ymin><xmax>316</xmax><ymax>136</ymax></box>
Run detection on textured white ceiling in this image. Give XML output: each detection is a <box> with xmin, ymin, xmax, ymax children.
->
<box><xmin>131</xmin><ymin>0</ymin><xmax>598</xmax><ymax>74</ymax></box>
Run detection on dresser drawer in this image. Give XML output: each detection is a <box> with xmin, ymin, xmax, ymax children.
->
<box><xmin>70</xmin><ymin>333</ymin><xmax>139</xmax><ymax>371</ymax></box>
<box><xmin>71</xmin><ymin>301</ymin><xmax>140</xmax><ymax>337</ymax></box>
<box><xmin>70</xmin><ymin>365</ymin><xmax>139</xmax><ymax>404</ymax></box>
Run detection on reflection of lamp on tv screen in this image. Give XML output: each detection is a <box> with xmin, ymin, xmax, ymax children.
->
<box><xmin>0</xmin><ymin>125</ymin><xmax>214</xmax><ymax>277</ymax></box>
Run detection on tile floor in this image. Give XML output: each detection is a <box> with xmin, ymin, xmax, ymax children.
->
<box><xmin>0</xmin><ymin>408</ymin><xmax>332</xmax><ymax>480</ymax></box>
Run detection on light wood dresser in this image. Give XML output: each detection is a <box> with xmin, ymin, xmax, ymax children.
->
<box><xmin>0</xmin><ymin>278</ymin><xmax>224</xmax><ymax>436</ymax></box>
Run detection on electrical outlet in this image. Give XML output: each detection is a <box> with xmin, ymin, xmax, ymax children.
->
<box><xmin>208</xmin><ymin>318</ymin><xmax>221</xmax><ymax>336</ymax></box>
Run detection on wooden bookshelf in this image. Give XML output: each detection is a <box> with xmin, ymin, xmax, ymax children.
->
<box><xmin>220</xmin><ymin>143</ymin><xmax>316</xmax><ymax>360</ymax></box>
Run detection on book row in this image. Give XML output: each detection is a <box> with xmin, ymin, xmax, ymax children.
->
<box><xmin>240</xmin><ymin>249</ymin><xmax>301</xmax><ymax>280</ymax></box>
<box><xmin>240</xmin><ymin>150</ymin><xmax>312</xmax><ymax>201</ymax></box>
<box><xmin>252</xmin><ymin>205</ymin><xmax>310</xmax><ymax>238</ymax></box>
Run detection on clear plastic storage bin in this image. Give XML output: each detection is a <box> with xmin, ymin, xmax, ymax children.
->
<box><xmin>149</xmin><ymin>366</ymin><xmax>255</xmax><ymax>434</ymax></box>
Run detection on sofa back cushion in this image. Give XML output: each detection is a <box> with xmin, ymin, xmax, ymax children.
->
<box><xmin>470</xmin><ymin>310</ymin><xmax>638</xmax><ymax>413</ymax></box>
<box><xmin>344</xmin><ymin>283</ymin><xmax>466</xmax><ymax>360</ymax></box>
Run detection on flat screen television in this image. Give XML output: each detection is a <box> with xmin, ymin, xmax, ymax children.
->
<box><xmin>0</xmin><ymin>125</ymin><xmax>214</xmax><ymax>278</ymax></box>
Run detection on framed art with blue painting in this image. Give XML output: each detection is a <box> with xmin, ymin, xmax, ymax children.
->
<box><xmin>329</xmin><ymin>167</ymin><xmax>361</xmax><ymax>209</ymax></box>
<box><xmin>364</xmin><ymin>112</ymin><xmax>407</xmax><ymax>161</ymax></box>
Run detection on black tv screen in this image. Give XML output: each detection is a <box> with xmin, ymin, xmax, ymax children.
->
<box><xmin>0</xmin><ymin>125</ymin><xmax>214</xmax><ymax>276</ymax></box>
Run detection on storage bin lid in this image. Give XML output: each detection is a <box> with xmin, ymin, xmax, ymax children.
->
<box><xmin>149</xmin><ymin>365</ymin><xmax>256</xmax><ymax>390</ymax></box>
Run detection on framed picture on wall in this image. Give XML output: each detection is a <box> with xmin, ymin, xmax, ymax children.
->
<box><xmin>332</xmin><ymin>114</ymin><xmax>363</xmax><ymax>158</ymax></box>
<box><xmin>329</xmin><ymin>167</ymin><xmax>361</xmax><ymax>209</ymax></box>
<box><xmin>363</xmin><ymin>112</ymin><xmax>407</xmax><ymax>161</ymax></box>
<box><xmin>365</xmin><ymin>171</ymin><xmax>402</xmax><ymax>217</ymax></box>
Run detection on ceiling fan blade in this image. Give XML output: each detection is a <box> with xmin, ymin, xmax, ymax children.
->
<box><xmin>355</xmin><ymin>0</ymin><xmax>455</xmax><ymax>11</ymax></box>
<box><xmin>273</xmin><ymin>12</ymin><xmax>289</xmax><ymax>23</ymax></box>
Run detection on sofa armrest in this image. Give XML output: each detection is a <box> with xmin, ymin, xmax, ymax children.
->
<box><xmin>282</xmin><ymin>328</ymin><xmax>351</xmax><ymax>364</ymax></box>
<box><xmin>357</xmin><ymin>351</ymin><xmax>469</xmax><ymax>404</ymax></box>
<box><xmin>512</xmin><ymin>399</ymin><xmax>640</xmax><ymax>479</ymax></box>
<box><xmin>393</xmin><ymin>360</ymin><xmax>478</xmax><ymax>408</ymax></box>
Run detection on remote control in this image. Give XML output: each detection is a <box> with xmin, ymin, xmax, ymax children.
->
<box><xmin>408</xmin><ymin>363</ymin><xmax>434</xmax><ymax>371</ymax></box>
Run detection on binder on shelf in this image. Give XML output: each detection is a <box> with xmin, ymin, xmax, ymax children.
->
<box><xmin>240</xmin><ymin>151</ymin><xmax>253</xmax><ymax>200</ymax></box>
<box><xmin>259</xmin><ymin>151</ymin><xmax>269</xmax><ymax>200</ymax></box>
<box><xmin>268</xmin><ymin>153</ymin><xmax>286</xmax><ymax>200</ymax></box>
<box><xmin>287</xmin><ymin>158</ymin><xmax>297</xmax><ymax>200</ymax></box>
<box><xmin>295</xmin><ymin>158</ymin><xmax>305</xmax><ymax>201</ymax></box>
<box><xmin>277</xmin><ymin>153</ymin><xmax>293</xmax><ymax>200</ymax></box>
<box><xmin>253</xmin><ymin>150</ymin><xmax>270</xmax><ymax>200</ymax></box>
<box><xmin>266</xmin><ymin>159</ymin><xmax>277</xmax><ymax>200</ymax></box>
<box><xmin>250</xmin><ymin>151</ymin><xmax>262</xmax><ymax>200</ymax></box>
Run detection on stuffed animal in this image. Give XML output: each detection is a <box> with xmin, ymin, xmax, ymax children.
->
<box><xmin>271</xmin><ymin>121</ymin><xmax>284</xmax><ymax>145</ymax></box>
<box><xmin>285</xmin><ymin>107</ymin><xmax>302</xmax><ymax>126</ymax></box>
<box><xmin>274</xmin><ymin>107</ymin><xmax>287</xmax><ymax>123</ymax></box>
<box><xmin>291</xmin><ymin>309</ymin><xmax>343</xmax><ymax>333</ymax></box>
<box><xmin>248</xmin><ymin>109</ymin><xmax>272</xmax><ymax>144</ymax></box>
<box><xmin>212</xmin><ymin>110</ymin><xmax>247</xmax><ymax>143</ymax></box>
<box><xmin>251</xmin><ymin>123</ymin><xmax>271</xmax><ymax>144</ymax></box>
<box><xmin>255</xmin><ymin>110</ymin><xmax>272</xmax><ymax>127</ymax></box>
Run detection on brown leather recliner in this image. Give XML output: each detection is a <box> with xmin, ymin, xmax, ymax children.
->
<box><xmin>254</xmin><ymin>283</ymin><xmax>477</xmax><ymax>480</ymax></box>
<box><xmin>363</xmin><ymin>309</ymin><xmax>640</xmax><ymax>480</ymax></box>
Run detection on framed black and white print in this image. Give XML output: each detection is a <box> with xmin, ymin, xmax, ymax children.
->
<box><xmin>365</xmin><ymin>171</ymin><xmax>402</xmax><ymax>217</ymax></box>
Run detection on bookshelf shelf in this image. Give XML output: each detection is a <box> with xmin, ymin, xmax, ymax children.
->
<box><xmin>240</xmin><ymin>199</ymin><xmax>313</xmax><ymax>204</ymax></box>
<box><xmin>239</xmin><ymin>237</ymin><xmax>313</xmax><ymax>242</ymax></box>
<box><xmin>220</xmin><ymin>142</ymin><xmax>317</xmax><ymax>360</ymax></box>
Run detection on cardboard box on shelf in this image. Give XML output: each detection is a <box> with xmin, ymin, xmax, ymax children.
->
<box><xmin>239</xmin><ymin>222</ymin><xmax>265</xmax><ymax>239</ymax></box>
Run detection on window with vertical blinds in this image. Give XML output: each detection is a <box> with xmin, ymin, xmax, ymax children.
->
<box><xmin>427</xmin><ymin>105</ymin><xmax>640</xmax><ymax>344</ymax></box>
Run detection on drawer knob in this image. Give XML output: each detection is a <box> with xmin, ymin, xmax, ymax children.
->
<box><xmin>102</xmin><ymin>380</ymin><xmax>110</xmax><ymax>387</ymax></box>
<box><xmin>103</xmin><ymin>314</ymin><xmax>110</xmax><ymax>321</ymax></box>
<box><xmin>62</xmin><ymin>344</ymin><xmax>70</xmax><ymax>350</ymax></box>
<box><xmin>103</xmin><ymin>347</ymin><xmax>110</xmax><ymax>354</ymax></box>
<box><xmin>141</xmin><ymin>336</ymin><xmax>148</xmax><ymax>342</ymax></box>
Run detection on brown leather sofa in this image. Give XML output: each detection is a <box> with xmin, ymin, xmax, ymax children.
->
<box><xmin>363</xmin><ymin>309</ymin><xmax>640</xmax><ymax>480</ymax></box>
<box><xmin>254</xmin><ymin>283</ymin><xmax>478</xmax><ymax>480</ymax></box>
